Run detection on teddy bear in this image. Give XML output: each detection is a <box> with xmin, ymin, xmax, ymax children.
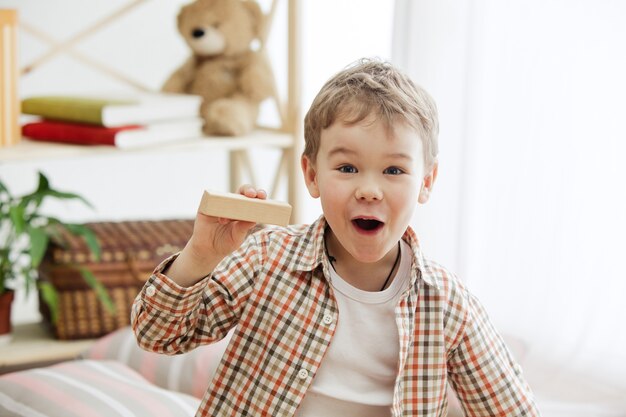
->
<box><xmin>162</xmin><ymin>0</ymin><xmax>274</xmax><ymax>136</ymax></box>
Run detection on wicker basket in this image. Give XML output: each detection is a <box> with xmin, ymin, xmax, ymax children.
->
<box><xmin>38</xmin><ymin>219</ymin><xmax>194</xmax><ymax>340</ymax></box>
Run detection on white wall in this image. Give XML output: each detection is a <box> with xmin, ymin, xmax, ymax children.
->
<box><xmin>0</xmin><ymin>0</ymin><xmax>394</xmax><ymax>323</ymax></box>
<box><xmin>393</xmin><ymin>0</ymin><xmax>626</xmax><ymax>409</ymax></box>
<box><xmin>297</xmin><ymin>1</ymin><xmax>395</xmax><ymax>219</ymax></box>
<box><xmin>392</xmin><ymin>1</ymin><xmax>472</xmax><ymax>271</ymax></box>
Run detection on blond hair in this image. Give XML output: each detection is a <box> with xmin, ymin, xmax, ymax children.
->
<box><xmin>303</xmin><ymin>58</ymin><xmax>439</xmax><ymax>168</ymax></box>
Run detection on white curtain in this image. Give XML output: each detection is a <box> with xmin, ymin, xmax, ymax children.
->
<box><xmin>394</xmin><ymin>0</ymin><xmax>626</xmax><ymax>411</ymax></box>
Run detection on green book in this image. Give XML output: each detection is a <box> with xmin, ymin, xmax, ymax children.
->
<box><xmin>21</xmin><ymin>94</ymin><xmax>202</xmax><ymax>127</ymax></box>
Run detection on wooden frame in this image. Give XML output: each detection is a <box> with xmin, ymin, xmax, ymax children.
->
<box><xmin>0</xmin><ymin>10</ymin><xmax>20</xmax><ymax>147</ymax></box>
<box><xmin>4</xmin><ymin>0</ymin><xmax>302</xmax><ymax>221</ymax></box>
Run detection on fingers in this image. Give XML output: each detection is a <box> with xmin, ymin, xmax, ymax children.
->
<box><xmin>233</xmin><ymin>220</ymin><xmax>256</xmax><ymax>235</ymax></box>
<box><xmin>237</xmin><ymin>184</ymin><xmax>268</xmax><ymax>200</ymax></box>
<box><xmin>206</xmin><ymin>185</ymin><xmax>268</xmax><ymax>225</ymax></box>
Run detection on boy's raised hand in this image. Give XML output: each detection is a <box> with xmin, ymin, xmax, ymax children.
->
<box><xmin>165</xmin><ymin>185</ymin><xmax>266</xmax><ymax>287</ymax></box>
<box><xmin>193</xmin><ymin>185</ymin><xmax>267</xmax><ymax>257</ymax></box>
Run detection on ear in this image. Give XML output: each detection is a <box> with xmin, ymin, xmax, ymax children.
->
<box><xmin>242</xmin><ymin>0</ymin><xmax>265</xmax><ymax>40</ymax></box>
<box><xmin>418</xmin><ymin>160</ymin><xmax>438</xmax><ymax>204</ymax></box>
<box><xmin>301</xmin><ymin>155</ymin><xmax>320</xmax><ymax>198</ymax></box>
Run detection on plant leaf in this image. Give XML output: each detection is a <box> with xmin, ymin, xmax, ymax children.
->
<box><xmin>19</xmin><ymin>172</ymin><xmax>49</xmax><ymax>211</ymax></box>
<box><xmin>20</xmin><ymin>172</ymin><xmax>95</xmax><ymax>212</ymax></box>
<box><xmin>39</xmin><ymin>171</ymin><xmax>94</xmax><ymax>209</ymax></box>
<box><xmin>27</xmin><ymin>226</ymin><xmax>49</xmax><ymax>268</ymax></box>
<box><xmin>45</xmin><ymin>189</ymin><xmax>95</xmax><ymax>209</ymax></box>
<box><xmin>77</xmin><ymin>267</ymin><xmax>116</xmax><ymax>314</ymax></box>
<box><xmin>9</xmin><ymin>205</ymin><xmax>26</xmax><ymax>235</ymax></box>
<box><xmin>38</xmin><ymin>281</ymin><xmax>59</xmax><ymax>324</ymax></box>
<box><xmin>0</xmin><ymin>180</ymin><xmax>12</xmax><ymax>215</ymax></box>
<box><xmin>62</xmin><ymin>223</ymin><xmax>101</xmax><ymax>261</ymax></box>
<box><xmin>42</xmin><ymin>218</ymin><xmax>68</xmax><ymax>247</ymax></box>
<box><xmin>35</xmin><ymin>172</ymin><xmax>51</xmax><ymax>194</ymax></box>
<box><xmin>22</xmin><ymin>267</ymin><xmax>37</xmax><ymax>296</ymax></box>
<box><xmin>0</xmin><ymin>179</ymin><xmax>10</xmax><ymax>196</ymax></box>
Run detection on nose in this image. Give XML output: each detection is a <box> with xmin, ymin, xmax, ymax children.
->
<box><xmin>192</xmin><ymin>28</ymin><xmax>205</xmax><ymax>38</ymax></box>
<box><xmin>355</xmin><ymin>180</ymin><xmax>383</xmax><ymax>202</ymax></box>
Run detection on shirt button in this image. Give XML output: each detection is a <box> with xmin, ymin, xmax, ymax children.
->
<box><xmin>322</xmin><ymin>314</ymin><xmax>333</xmax><ymax>325</ymax></box>
<box><xmin>297</xmin><ymin>369</ymin><xmax>309</xmax><ymax>380</ymax></box>
<box><xmin>146</xmin><ymin>285</ymin><xmax>156</xmax><ymax>297</ymax></box>
<box><xmin>514</xmin><ymin>363</ymin><xmax>523</xmax><ymax>374</ymax></box>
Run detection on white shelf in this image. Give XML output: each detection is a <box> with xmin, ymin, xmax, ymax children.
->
<box><xmin>0</xmin><ymin>322</ymin><xmax>95</xmax><ymax>371</ymax></box>
<box><xmin>0</xmin><ymin>130</ymin><xmax>294</xmax><ymax>163</ymax></box>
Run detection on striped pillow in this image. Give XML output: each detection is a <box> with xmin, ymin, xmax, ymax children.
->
<box><xmin>80</xmin><ymin>326</ymin><xmax>230</xmax><ymax>398</ymax></box>
<box><xmin>0</xmin><ymin>360</ymin><xmax>200</xmax><ymax>417</ymax></box>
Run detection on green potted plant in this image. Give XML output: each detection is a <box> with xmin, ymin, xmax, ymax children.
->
<box><xmin>0</xmin><ymin>172</ymin><xmax>112</xmax><ymax>344</ymax></box>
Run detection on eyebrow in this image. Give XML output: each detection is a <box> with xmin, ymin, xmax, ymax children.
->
<box><xmin>386</xmin><ymin>152</ymin><xmax>414</xmax><ymax>161</ymax></box>
<box><xmin>327</xmin><ymin>147</ymin><xmax>356</xmax><ymax>158</ymax></box>
<box><xmin>327</xmin><ymin>147</ymin><xmax>413</xmax><ymax>162</ymax></box>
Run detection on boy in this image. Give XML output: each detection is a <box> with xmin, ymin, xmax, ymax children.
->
<box><xmin>132</xmin><ymin>59</ymin><xmax>540</xmax><ymax>416</ymax></box>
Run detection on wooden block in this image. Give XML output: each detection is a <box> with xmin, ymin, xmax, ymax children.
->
<box><xmin>198</xmin><ymin>190</ymin><xmax>292</xmax><ymax>226</ymax></box>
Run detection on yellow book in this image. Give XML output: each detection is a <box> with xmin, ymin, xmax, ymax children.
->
<box><xmin>21</xmin><ymin>93</ymin><xmax>201</xmax><ymax>127</ymax></box>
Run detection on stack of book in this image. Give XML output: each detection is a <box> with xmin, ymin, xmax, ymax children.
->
<box><xmin>20</xmin><ymin>93</ymin><xmax>204</xmax><ymax>149</ymax></box>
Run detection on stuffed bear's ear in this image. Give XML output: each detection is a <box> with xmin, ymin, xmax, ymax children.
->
<box><xmin>242</xmin><ymin>0</ymin><xmax>265</xmax><ymax>40</ymax></box>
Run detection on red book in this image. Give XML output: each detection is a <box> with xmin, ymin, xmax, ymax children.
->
<box><xmin>22</xmin><ymin>119</ymin><xmax>203</xmax><ymax>149</ymax></box>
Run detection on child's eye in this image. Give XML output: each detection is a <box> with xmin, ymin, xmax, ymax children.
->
<box><xmin>384</xmin><ymin>166</ymin><xmax>404</xmax><ymax>175</ymax></box>
<box><xmin>338</xmin><ymin>165</ymin><xmax>357</xmax><ymax>174</ymax></box>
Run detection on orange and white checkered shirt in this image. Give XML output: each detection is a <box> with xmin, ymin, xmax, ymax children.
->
<box><xmin>132</xmin><ymin>216</ymin><xmax>540</xmax><ymax>416</ymax></box>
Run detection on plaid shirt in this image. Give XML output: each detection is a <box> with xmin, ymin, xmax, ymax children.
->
<box><xmin>132</xmin><ymin>216</ymin><xmax>540</xmax><ymax>416</ymax></box>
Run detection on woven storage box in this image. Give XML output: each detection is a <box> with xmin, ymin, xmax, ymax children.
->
<box><xmin>38</xmin><ymin>219</ymin><xmax>194</xmax><ymax>340</ymax></box>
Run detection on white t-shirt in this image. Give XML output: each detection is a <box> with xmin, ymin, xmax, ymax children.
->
<box><xmin>295</xmin><ymin>240</ymin><xmax>412</xmax><ymax>417</ymax></box>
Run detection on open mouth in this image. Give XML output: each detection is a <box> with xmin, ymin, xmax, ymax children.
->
<box><xmin>352</xmin><ymin>218</ymin><xmax>384</xmax><ymax>232</ymax></box>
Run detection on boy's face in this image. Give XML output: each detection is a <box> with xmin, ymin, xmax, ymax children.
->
<box><xmin>302</xmin><ymin>114</ymin><xmax>437</xmax><ymax>264</ymax></box>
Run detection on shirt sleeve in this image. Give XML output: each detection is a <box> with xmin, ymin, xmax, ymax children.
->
<box><xmin>131</xmin><ymin>232</ymin><xmax>262</xmax><ymax>355</ymax></box>
<box><xmin>446</xmin><ymin>292</ymin><xmax>541</xmax><ymax>416</ymax></box>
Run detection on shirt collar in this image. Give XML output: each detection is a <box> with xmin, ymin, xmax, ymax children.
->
<box><xmin>291</xmin><ymin>215</ymin><xmax>329</xmax><ymax>272</ymax></box>
<box><xmin>294</xmin><ymin>215</ymin><xmax>440</xmax><ymax>290</ymax></box>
